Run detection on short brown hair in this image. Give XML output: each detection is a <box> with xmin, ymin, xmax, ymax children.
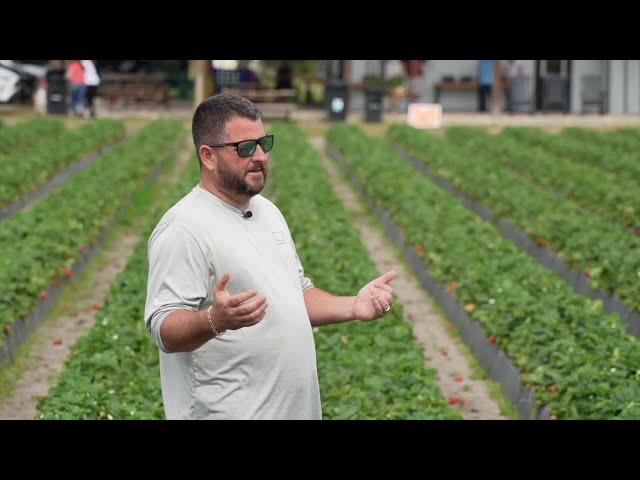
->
<box><xmin>192</xmin><ymin>93</ymin><xmax>262</xmax><ymax>164</ymax></box>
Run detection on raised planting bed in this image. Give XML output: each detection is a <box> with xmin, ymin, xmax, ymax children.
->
<box><xmin>328</xmin><ymin>123</ymin><xmax>640</xmax><ymax>419</ymax></box>
<box><xmin>38</xmin><ymin>123</ymin><xmax>460</xmax><ymax>420</ymax></box>
<box><xmin>502</xmin><ymin>126</ymin><xmax>640</xmax><ymax>188</ymax></box>
<box><xmin>388</xmin><ymin>125</ymin><xmax>640</xmax><ymax>337</ymax></box>
<box><xmin>0</xmin><ymin>120</ymin><xmax>184</xmax><ymax>367</ymax></box>
<box><xmin>445</xmin><ymin>126</ymin><xmax>640</xmax><ymax>231</ymax></box>
<box><xmin>0</xmin><ymin>117</ymin><xmax>65</xmax><ymax>157</ymax></box>
<box><xmin>0</xmin><ymin>119</ymin><xmax>125</xmax><ymax>210</ymax></box>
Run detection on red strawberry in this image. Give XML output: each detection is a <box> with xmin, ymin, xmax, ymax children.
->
<box><xmin>453</xmin><ymin>373</ymin><xmax>464</xmax><ymax>382</ymax></box>
<box><xmin>458</xmin><ymin>396</ymin><xmax>466</xmax><ymax>405</ymax></box>
<box><xmin>583</xmin><ymin>269</ymin><xmax>590</xmax><ymax>278</ymax></box>
<box><xmin>536</xmin><ymin>237</ymin><xmax>547</xmax><ymax>247</ymax></box>
<box><xmin>53</xmin><ymin>338</ymin><xmax>62</xmax><ymax>346</ymax></box>
<box><xmin>59</xmin><ymin>267</ymin><xmax>73</xmax><ymax>279</ymax></box>
<box><xmin>448</xmin><ymin>395</ymin><xmax>458</xmax><ymax>405</ymax></box>
<box><xmin>488</xmin><ymin>335</ymin><xmax>496</xmax><ymax>344</ymax></box>
<box><xmin>39</xmin><ymin>290</ymin><xmax>49</xmax><ymax>299</ymax></box>
<box><xmin>636</xmin><ymin>228</ymin><xmax>640</xmax><ymax>238</ymax></box>
<box><xmin>415</xmin><ymin>245</ymin><xmax>425</xmax><ymax>255</ymax></box>
<box><xmin>440</xmin><ymin>347</ymin><xmax>449</xmax><ymax>356</ymax></box>
<box><xmin>549</xmin><ymin>384</ymin><xmax>558</xmax><ymax>393</ymax></box>
<box><xmin>93</xmin><ymin>303</ymin><xmax>102</xmax><ymax>310</ymax></box>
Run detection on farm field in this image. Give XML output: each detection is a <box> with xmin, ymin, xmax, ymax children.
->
<box><xmin>1</xmin><ymin>112</ymin><xmax>638</xmax><ymax>420</ymax></box>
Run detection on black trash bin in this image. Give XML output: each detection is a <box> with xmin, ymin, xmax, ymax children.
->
<box><xmin>46</xmin><ymin>69</ymin><xmax>67</xmax><ymax>115</ymax></box>
<box><xmin>325</xmin><ymin>80</ymin><xmax>349</xmax><ymax>121</ymax></box>
<box><xmin>364</xmin><ymin>87</ymin><xmax>384</xmax><ymax>123</ymax></box>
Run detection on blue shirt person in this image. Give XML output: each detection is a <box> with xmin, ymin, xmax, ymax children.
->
<box><xmin>477</xmin><ymin>60</ymin><xmax>495</xmax><ymax>111</ymax></box>
<box><xmin>478</xmin><ymin>60</ymin><xmax>494</xmax><ymax>86</ymax></box>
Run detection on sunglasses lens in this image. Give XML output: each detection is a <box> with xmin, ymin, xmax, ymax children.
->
<box><xmin>237</xmin><ymin>140</ymin><xmax>257</xmax><ymax>157</ymax></box>
<box><xmin>259</xmin><ymin>135</ymin><xmax>274</xmax><ymax>153</ymax></box>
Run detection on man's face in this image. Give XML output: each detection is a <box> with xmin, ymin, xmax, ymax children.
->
<box><xmin>212</xmin><ymin>117</ymin><xmax>269</xmax><ymax>198</ymax></box>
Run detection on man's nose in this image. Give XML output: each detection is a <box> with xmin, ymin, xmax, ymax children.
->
<box><xmin>253</xmin><ymin>145</ymin><xmax>269</xmax><ymax>162</ymax></box>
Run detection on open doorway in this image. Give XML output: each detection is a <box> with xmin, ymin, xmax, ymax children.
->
<box><xmin>535</xmin><ymin>60</ymin><xmax>571</xmax><ymax>112</ymax></box>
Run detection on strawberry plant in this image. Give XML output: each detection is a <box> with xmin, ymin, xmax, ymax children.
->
<box><xmin>502</xmin><ymin>126</ymin><xmax>640</xmax><ymax>188</ymax></box>
<box><xmin>0</xmin><ymin>120</ymin><xmax>183</xmax><ymax>346</ymax></box>
<box><xmin>0</xmin><ymin>117</ymin><xmax>65</xmax><ymax>156</ymax></box>
<box><xmin>37</xmin><ymin>162</ymin><xmax>200</xmax><ymax>419</ymax></box>
<box><xmin>0</xmin><ymin>119</ymin><xmax>125</xmax><ymax>209</ymax></box>
<box><xmin>329</xmin><ymin>123</ymin><xmax>640</xmax><ymax>419</ymax></box>
<box><xmin>38</xmin><ymin>124</ymin><xmax>460</xmax><ymax>420</ymax></box>
<box><xmin>269</xmin><ymin>122</ymin><xmax>459</xmax><ymax>419</ymax></box>
<box><xmin>562</xmin><ymin>127</ymin><xmax>640</xmax><ymax>153</ymax></box>
<box><xmin>388</xmin><ymin>124</ymin><xmax>640</xmax><ymax>317</ymax></box>
<box><xmin>444</xmin><ymin>126</ymin><xmax>640</xmax><ymax>229</ymax></box>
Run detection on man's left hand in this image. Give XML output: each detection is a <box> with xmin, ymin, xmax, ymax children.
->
<box><xmin>352</xmin><ymin>270</ymin><xmax>396</xmax><ymax>321</ymax></box>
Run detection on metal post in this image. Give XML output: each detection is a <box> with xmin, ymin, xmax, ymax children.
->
<box><xmin>193</xmin><ymin>60</ymin><xmax>213</xmax><ymax>108</ymax></box>
<box><xmin>491</xmin><ymin>60</ymin><xmax>503</xmax><ymax>115</ymax></box>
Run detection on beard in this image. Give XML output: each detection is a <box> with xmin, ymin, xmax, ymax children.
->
<box><xmin>217</xmin><ymin>155</ymin><xmax>267</xmax><ymax>197</ymax></box>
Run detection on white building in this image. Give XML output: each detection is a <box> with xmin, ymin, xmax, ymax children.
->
<box><xmin>339</xmin><ymin>60</ymin><xmax>640</xmax><ymax>115</ymax></box>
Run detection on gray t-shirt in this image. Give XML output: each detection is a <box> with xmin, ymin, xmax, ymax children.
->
<box><xmin>144</xmin><ymin>184</ymin><xmax>322</xmax><ymax>420</ymax></box>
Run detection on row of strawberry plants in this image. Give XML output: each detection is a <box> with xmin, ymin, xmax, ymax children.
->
<box><xmin>502</xmin><ymin>126</ymin><xmax>640</xmax><ymax>186</ymax></box>
<box><xmin>0</xmin><ymin>119</ymin><xmax>184</xmax><ymax>342</ymax></box>
<box><xmin>563</xmin><ymin>126</ymin><xmax>640</xmax><ymax>153</ymax></box>
<box><xmin>388</xmin><ymin>124</ymin><xmax>640</xmax><ymax>315</ymax></box>
<box><xmin>38</xmin><ymin>159</ymin><xmax>200</xmax><ymax>419</ymax></box>
<box><xmin>0</xmin><ymin>117</ymin><xmax>65</xmax><ymax>157</ymax></box>
<box><xmin>268</xmin><ymin>122</ymin><xmax>459</xmax><ymax>419</ymax></box>
<box><xmin>443</xmin><ymin>126</ymin><xmax>640</xmax><ymax>230</ymax></box>
<box><xmin>39</xmin><ymin>123</ymin><xmax>460</xmax><ymax>420</ymax></box>
<box><xmin>328</xmin><ymin>123</ymin><xmax>640</xmax><ymax>419</ymax></box>
<box><xmin>0</xmin><ymin>119</ymin><xmax>125</xmax><ymax>209</ymax></box>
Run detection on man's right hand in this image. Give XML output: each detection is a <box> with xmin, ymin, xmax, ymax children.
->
<box><xmin>210</xmin><ymin>273</ymin><xmax>268</xmax><ymax>333</ymax></box>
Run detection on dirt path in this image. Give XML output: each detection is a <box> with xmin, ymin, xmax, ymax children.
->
<box><xmin>0</xmin><ymin>137</ymin><xmax>192</xmax><ymax>420</ymax></box>
<box><xmin>310</xmin><ymin>137</ymin><xmax>507</xmax><ymax>420</ymax></box>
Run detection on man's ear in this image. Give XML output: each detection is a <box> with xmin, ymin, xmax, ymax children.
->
<box><xmin>199</xmin><ymin>145</ymin><xmax>217</xmax><ymax>171</ymax></box>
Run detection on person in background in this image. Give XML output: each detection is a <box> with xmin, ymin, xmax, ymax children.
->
<box><xmin>33</xmin><ymin>76</ymin><xmax>47</xmax><ymax>115</ymax></box>
<box><xmin>477</xmin><ymin>60</ymin><xmax>494</xmax><ymax>112</ymax></box>
<box><xmin>65</xmin><ymin>60</ymin><xmax>86</xmax><ymax>117</ymax></box>
<box><xmin>275</xmin><ymin>61</ymin><xmax>293</xmax><ymax>90</ymax></box>
<box><xmin>502</xmin><ymin>60</ymin><xmax>523</xmax><ymax>113</ymax></box>
<box><xmin>82</xmin><ymin>60</ymin><xmax>101</xmax><ymax>118</ymax></box>
<box><xmin>239</xmin><ymin>65</ymin><xmax>260</xmax><ymax>86</ymax></box>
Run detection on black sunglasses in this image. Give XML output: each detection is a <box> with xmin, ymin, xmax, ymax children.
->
<box><xmin>207</xmin><ymin>134</ymin><xmax>274</xmax><ymax>158</ymax></box>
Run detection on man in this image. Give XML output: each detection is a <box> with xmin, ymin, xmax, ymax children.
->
<box><xmin>144</xmin><ymin>93</ymin><xmax>395</xmax><ymax>420</ymax></box>
<box><xmin>477</xmin><ymin>60</ymin><xmax>494</xmax><ymax>112</ymax></box>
